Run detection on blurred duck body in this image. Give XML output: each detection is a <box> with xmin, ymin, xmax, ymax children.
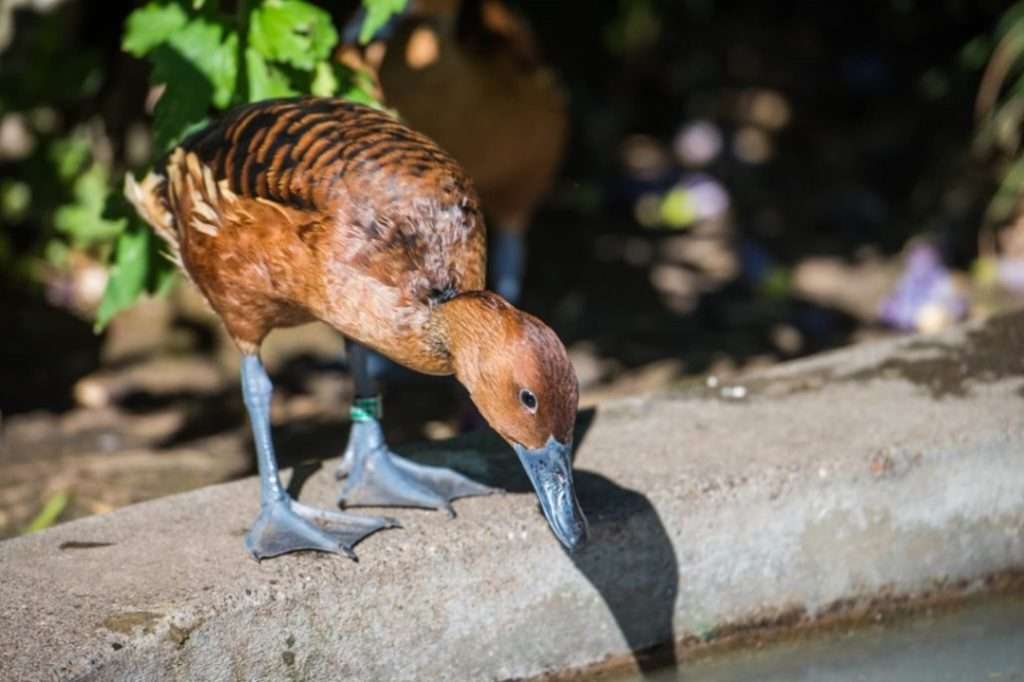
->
<box><xmin>125</xmin><ymin>97</ymin><xmax>586</xmax><ymax>559</ymax></box>
<box><xmin>344</xmin><ymin>0</ymin><xmax>568</xmax><ymax>303</ymax></box>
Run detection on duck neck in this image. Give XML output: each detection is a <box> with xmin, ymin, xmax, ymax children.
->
<box><xmin>432</xmin><ymin>290</ymin><xmax>513</xmax><ymax>391</ymax></box>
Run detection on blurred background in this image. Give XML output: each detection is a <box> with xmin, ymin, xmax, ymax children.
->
<box><xmin>2</xmin><ymin>0</ymin><xmax>1023</xmax><ymax>537</ymax></box>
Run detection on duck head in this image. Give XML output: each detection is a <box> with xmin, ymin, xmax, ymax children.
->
<box><xmin>439</xmin><ymin>291</ymin><xmax>588</xmax><ymax>551</ymax></box>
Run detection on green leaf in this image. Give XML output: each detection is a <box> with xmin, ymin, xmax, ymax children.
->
<box><xmin>0</xmin><ymin>179</ymin><xmax>31</xmax><ymax>221</ymax></box>
<box><xmin>149</xmin><ymin>44</ymin><xmax>215</xmax><ymax>151</ymax></box>
<box><xmin>94</xmin><ymin>189</ymin><xmax>181</xmax><ymax>331</ymax></box>
<box><xmin>333</xmin><ymin>62</ymin><xmax>386</xmax><ymax>108</ymax></box>
<box><xmin>44</xmin><ymin>240</ymin><xmax>69</xmax><ymax>268</ymax></box>
<box><xmin>167</xmin><ymin>18</ymin><xmax>239</xmax><ymax>107</ymax></box>
<box><xmin>23</xmin><ymin>492</ymin><xmax>69</xmax><ymax>534</ymax></box>
<box><xmin>310</xmin><ymin>60</ymin><xmax>338</xmax><ymax>96</ymax></box>
<box><xmin>155</xmin><ymin>98</ymin><xmax>212</xmax><ymax>152</ymax></box>
<box><xmin>151</xmin><ymin>257</ymin><xmax>178</xmax><ymax>296</ymax></box>
<box><xmin>54</xmin><ymin>165</ymin><xmax>127</xmax><ymax>247</ymax></box>
<box><xmin>153</xmin><ymin>88</ymin><xmax>211</xmax><ymax>152</ymax></box>
<box><xmin>250</xmin><ymin>0</ymin><xmax>338</xmax><ymax>71</ymax></box>
<box><xmin>142</xmin><ymin>14</ymin><xmax>239</xmax><ymax>150</ymax></box>
<box><xmin>338</xmin><ymin>80</ymin><xmax>379</xmax><ymax>107</ymax></box>
<box><xmin>49</xmin><ymin>135</ymin><xmax>91</xmax><ymax>181</ymax></box>
<box><xmin>359</xmin><ymin>0</ymin><xmax>407</xmax><ymax>45</ymax></box>
<box><xmin>94</xmin><ymin>224</ymin><xmax>153</xmax><ymax>332</ymax></box>
<box><xmin>246</xmin><ymin>48</ymin><xmax>297</xmax><ymax>100</ymax></box>
<box><xmin>123</xmin><ymin>2</ymin><xmax>188</xmax><ymax>57</ymax></box>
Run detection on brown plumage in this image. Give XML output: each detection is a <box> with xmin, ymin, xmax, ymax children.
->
<box><xmin>125</xmin><ymin>95</ymin><xmax>577</xmax><ymax>448</ymax></box>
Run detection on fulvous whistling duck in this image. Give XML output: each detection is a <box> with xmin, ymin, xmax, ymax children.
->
<box><xmin>125</xmin><ymin>97</ymin><xmax>587</xmax><ymax>559</ymax></box>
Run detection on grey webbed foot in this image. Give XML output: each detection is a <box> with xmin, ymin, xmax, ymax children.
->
<box><xmin>240</xmin><ymin>354</ymin><xmax>398</xmax><ymax>560</ymax></box>
<box><xmin>245</xmin><ymin>498</ymin><xmax>399</xmax><ymax>560</ymax></box>
<box><xmin>336</xmin><ymin>416</ymin><xmax>498</xmax><ymax>516</ymax></box>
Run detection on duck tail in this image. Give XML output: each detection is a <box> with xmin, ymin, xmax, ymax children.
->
<box><xmin>123</xmin><ymin>169</ymin><xmax>183</xmax><ymax>270</ymax></box>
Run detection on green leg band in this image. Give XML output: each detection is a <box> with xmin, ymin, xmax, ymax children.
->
<box><xmin>350</xmin><ymin>395</ymin><xmax>382</xmax><ymax>422</ymax></box>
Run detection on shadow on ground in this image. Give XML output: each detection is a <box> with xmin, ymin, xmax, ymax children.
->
<box><xmin>568</xmin><ymin>409</ymin><xmax>679</xmax><ymax>677</ymax></box>
<box><xmin>385</xmin><ymin>408</ymin><xmax>681</xmax><ymax>677</ymax></box>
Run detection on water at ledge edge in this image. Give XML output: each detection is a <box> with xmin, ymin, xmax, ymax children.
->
<box><xmin>600</xmin><ymin>594</ymin><xmax>1024</xmax><ymax>682</ymax></box>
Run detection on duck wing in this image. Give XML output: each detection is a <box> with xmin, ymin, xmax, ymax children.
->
<box><xmin>138</xmin><ymin>97</ymin><xmax>487</xmax><ymax>300</ymax></box>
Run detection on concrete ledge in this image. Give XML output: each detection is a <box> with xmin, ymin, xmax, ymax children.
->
<box><xmin>2</xmin><ymin>313</ymin><xmax>1023</xmax><ymax>681</ymax></box>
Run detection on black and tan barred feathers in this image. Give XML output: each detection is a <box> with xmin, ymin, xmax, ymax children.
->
<box><xmin>124</xmin><ymin>97</ymin><xmax>486</xmax><ymax>290</ymax></box>
<box><xmin>175</xmin><ymin>97</ymin><xmax>468</xmax><ymax>211</ymax></box>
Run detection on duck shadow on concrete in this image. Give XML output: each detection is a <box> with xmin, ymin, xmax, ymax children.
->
<box><xmin>566</xmin><ymin>471</ymin><xmax>679</xmax><ymax>676</ymax></box>
<box><xmin>566</xmin><ymin>409</ymin><xmax>680</xmax><ymax>677</ymax></box>
<box><xmin>400</xmin><ymin>407</ymin><xmax>680</xmax><ymax>677</ymax></box>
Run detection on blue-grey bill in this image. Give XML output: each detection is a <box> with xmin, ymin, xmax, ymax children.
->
<box><xmin>513</xmin><ymin>436</ymin><xmax>589</xmax><ymax>551</ymax></box>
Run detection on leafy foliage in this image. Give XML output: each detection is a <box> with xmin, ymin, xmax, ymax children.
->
<box><xmin>94</xmin><ymin>216</ymin><xmax>175</xmax><ymax>331</ymax></box>
<box><xmin>249</xmin><ymin>0</ymin><xmax>337</xmax><ymax>71</ymax></box>
<box><xmin>359</xmin><ymin>0</ymin><xmax>407</xmax><ymax>44</ymax></box>
<box><xmin>54</xmin><ymin>165</ymin><xmax>127</xmax><ymax>248</ymax></box>
<box><xmin>976</xmin><ymin>1</ymin><xmax>1024</xmax><ymax>227</ymax></box>
<box><xmin>22</xmin><ymin>492</ymin><xmax>70</xmax><ymax>535</ymax></box>
<box><xmin>93</xmin><ymin>0</ymin><xmax>407</xmax><ymax>330</ymax></box>
<box><xmin>121</xmin><ymin>2</ymin><xmax>188</xmax><ymax>57</ymax></box>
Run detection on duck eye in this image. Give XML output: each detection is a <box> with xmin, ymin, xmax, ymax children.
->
<box><xmin>519</xmin><ymin>389</ymin><xmax>538</xmax><ymax>412</ymax></box>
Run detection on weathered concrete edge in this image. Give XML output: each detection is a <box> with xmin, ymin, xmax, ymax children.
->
<box><xmin>1</xmin><ymin>314</ymin><xmax>1023</xmax><ymax>681</ymax></box>
<box><xmin>98</xmin><ymin>437</ymin><xmax>1024</xmax><ymax>682</ymax></box>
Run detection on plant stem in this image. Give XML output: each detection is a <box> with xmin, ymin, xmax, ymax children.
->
<box><xmin>237</xmin><ymin>0</ymin><xmax>252</xmax><ymax>103</ymax></box>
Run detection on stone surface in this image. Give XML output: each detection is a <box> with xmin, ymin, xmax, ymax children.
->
<box><xmin>1</xmin><ymin>313</ymin><xmax>1023</xmax><ymax>681</ymax></box>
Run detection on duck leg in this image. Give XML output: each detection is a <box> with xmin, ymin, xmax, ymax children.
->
<box><xmin>336</xmin><ymin>341</ymin><xmax>498</xmax><ymax>515</ymax></box>
<box><xmin>492</xmin><ymin>226</ymin><xmax>526</xmax><ymax>304</ymax></box>
<box><xmin>241</xmin><ymin>355</ymin><xmax>398</xmax><ymax>559</ymax></box>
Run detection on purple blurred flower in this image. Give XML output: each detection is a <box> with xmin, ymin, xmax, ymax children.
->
<box><xmin>997</xmin><ymin>259</ymin><xmax>1024</xmax><ymax>293</ymax></box>
<box><xmin>673</xmin><ymin>120</ymin><xmax>723</xmax><ymax>167</ymax></box>
<box><xmin>682</xmin><ymin>173</ymin><xmax>730</xmax><ymax>220</ymax></box>
<box><xmin>879</xmin><ymin>243</ymin><xmax>968</xmax><ymax>332</ymax></box>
